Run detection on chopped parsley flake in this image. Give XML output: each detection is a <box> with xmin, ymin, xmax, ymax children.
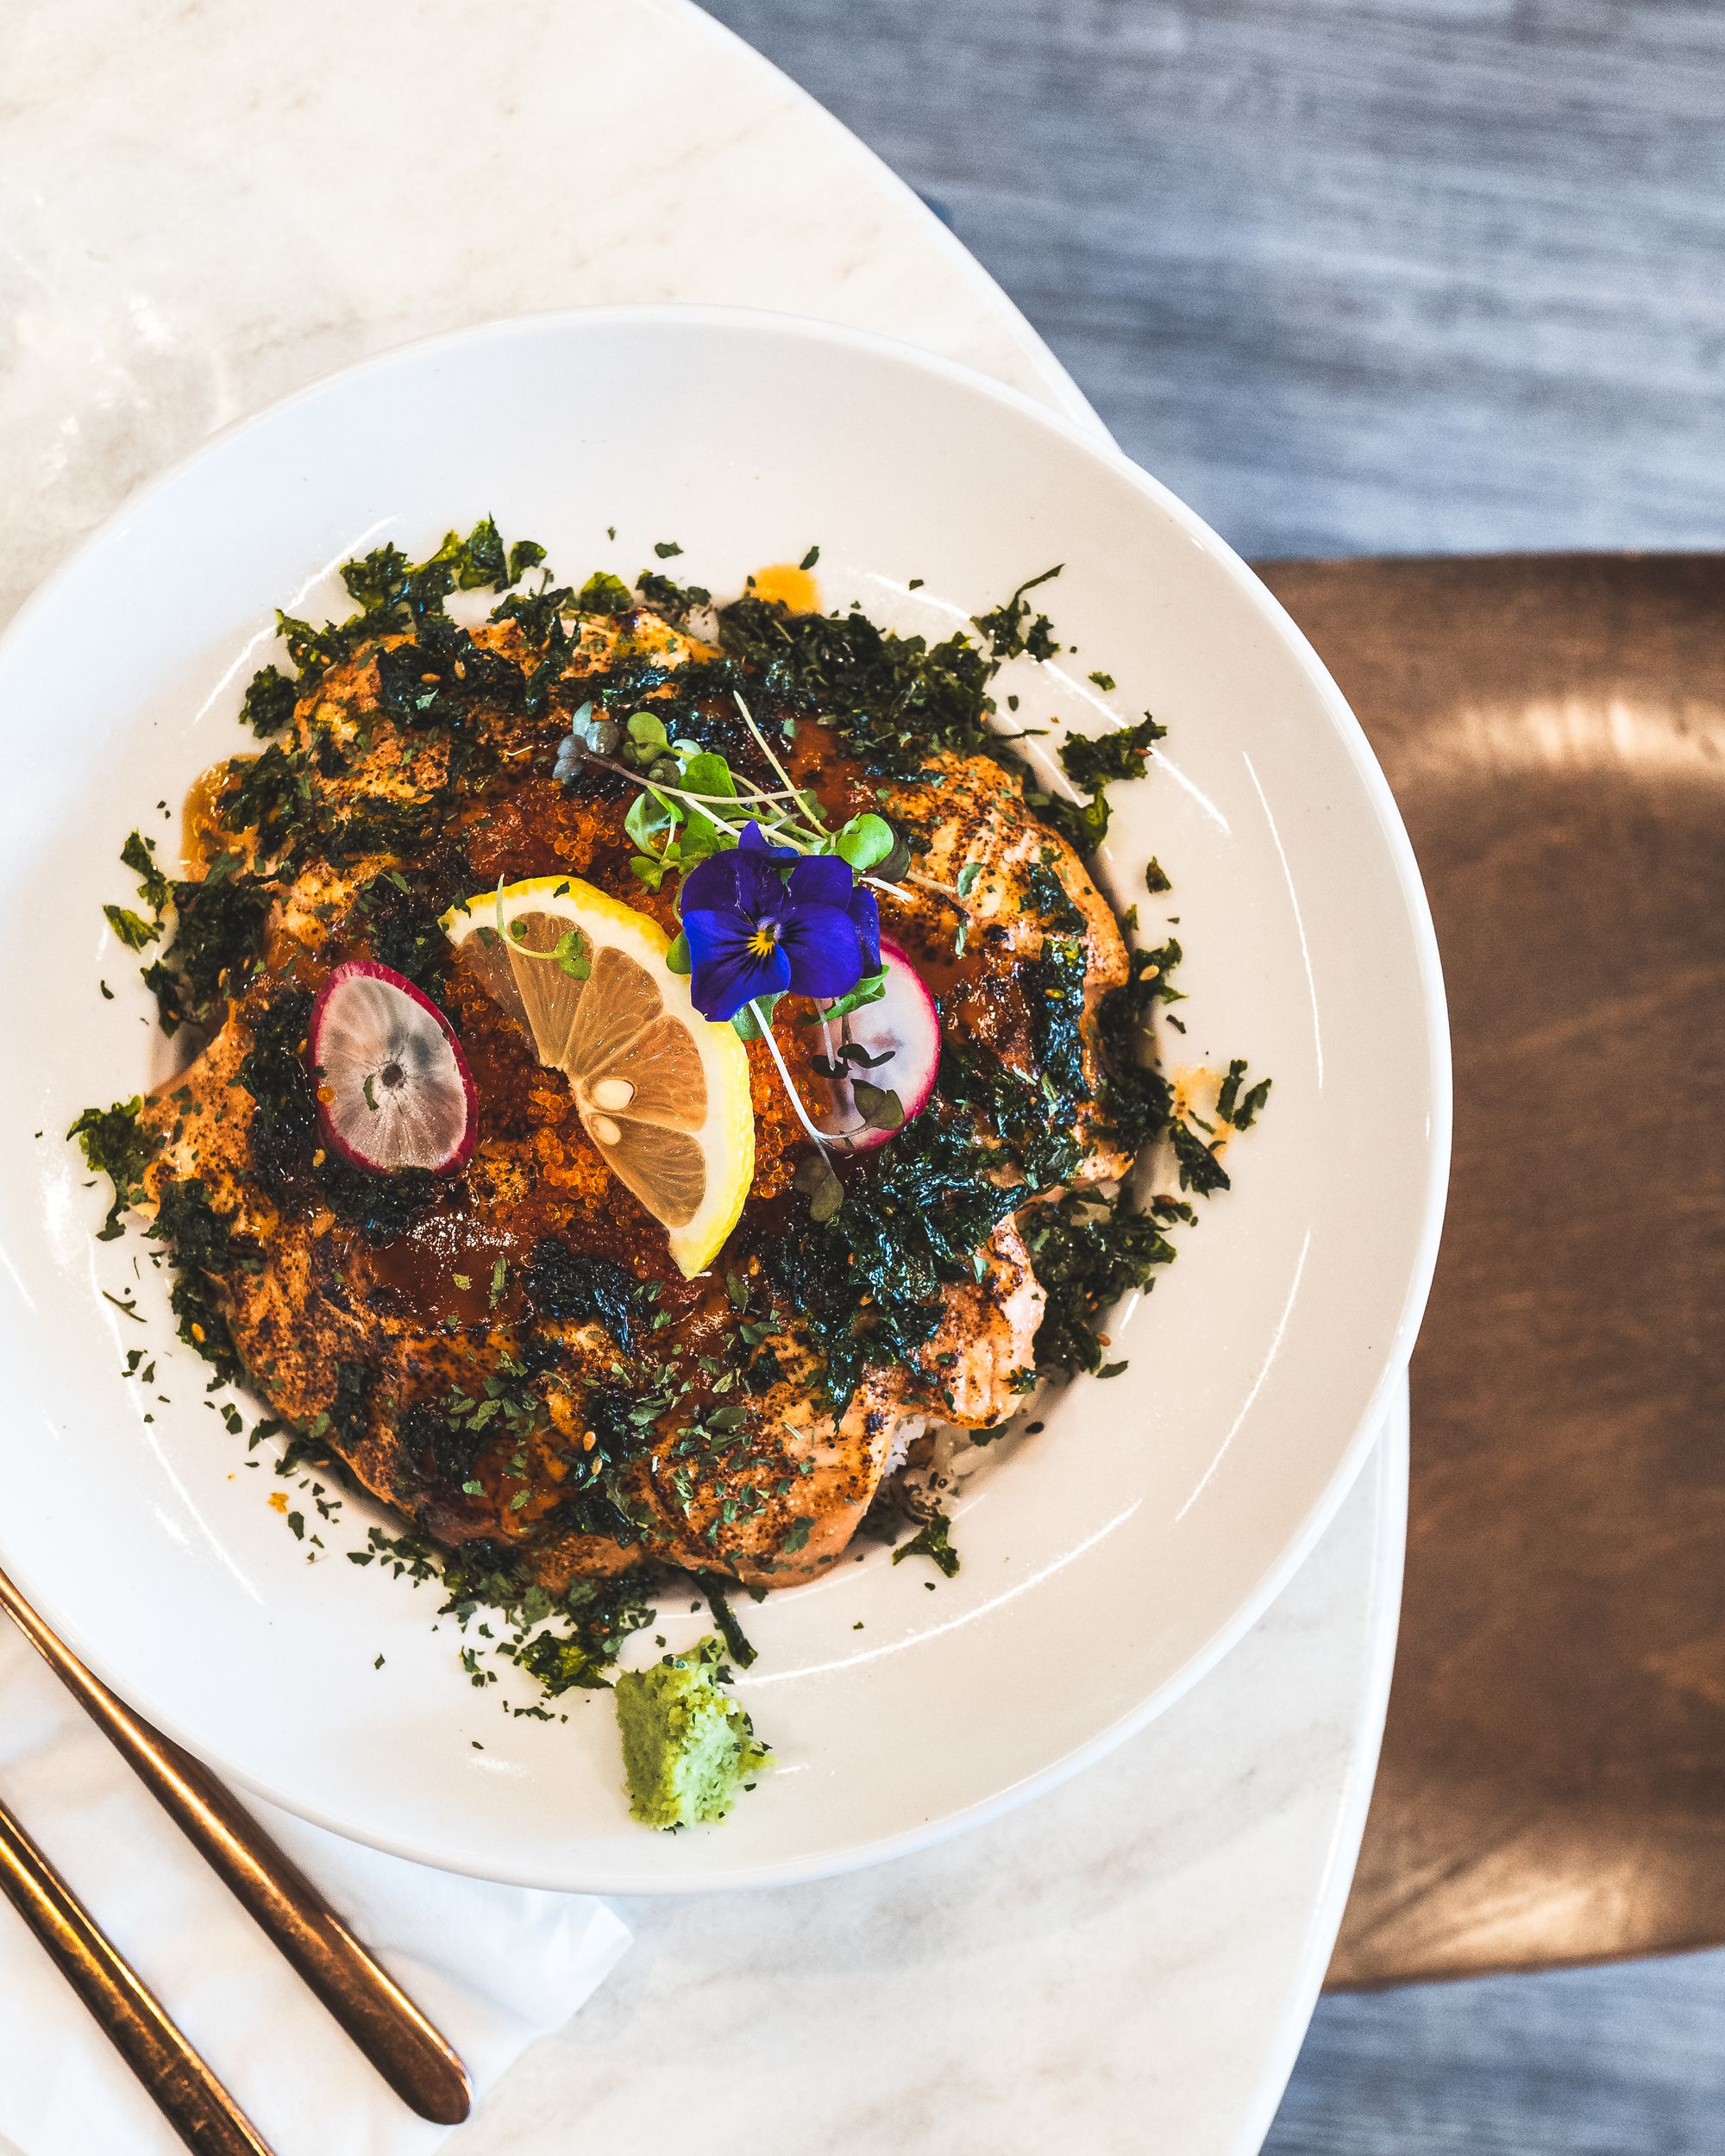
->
<box><xmin>891</xmin><ymin>1511</ymin><xmax>960</xmax><ymax>1577</ymax></box>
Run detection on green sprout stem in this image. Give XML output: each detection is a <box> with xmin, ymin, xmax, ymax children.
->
<box><xmin>749</xmin><ymin>1000</ymin><xmax>884</xmax><ymax>1156</ymax></box>
<box><xmin>730</xmin><ymin>693</ymin><xmax>954</xmax><ymax>905</ymax></box>
<box><xmin>561</xmin><ymin>738</ymin><xmax>921</xmax><ymax>903</ymax></box>
<box><xmin>731</xmin><ymin>690</ymin><xmax>805</xmax><ymax>805</ymax></box>
<box><xmin>750</xmin><ymin>1001</ymin><xmax>839</xmax><ymax>1153</ymax></box>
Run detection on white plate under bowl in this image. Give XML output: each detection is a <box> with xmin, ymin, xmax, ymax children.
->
<box><xmin>0</xmin><ymin>308</ymin><xmax>1447</xmax><ymax>1890</ymax></box>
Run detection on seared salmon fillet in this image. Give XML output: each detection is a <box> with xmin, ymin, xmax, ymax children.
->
<box><xmin>133</xmin><ymin>567</ymin><xmax>1161</xmax><ymax>1592</ymax></box>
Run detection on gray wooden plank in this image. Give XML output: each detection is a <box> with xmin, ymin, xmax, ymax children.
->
<box><xmin>1267</xmin><ymin>1949</ymin><xmax>1725</xmax><ymax>2154</ymax></box>
<box><xmin>701</xmin><ymin>0</ymin><xmax>1725</xmax><ymax>555</ymax></box>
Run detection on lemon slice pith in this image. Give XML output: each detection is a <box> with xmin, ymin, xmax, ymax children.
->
<box><xmin>440</xmin><ymin>876</ymin><xmax>755</xmax><ymax>1277</ymax></box>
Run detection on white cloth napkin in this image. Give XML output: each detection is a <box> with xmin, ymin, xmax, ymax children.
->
<box><xmin>0</xmin><ymin>1624</ymin><xmax>630</xmax><ymax>2156</ymax></box>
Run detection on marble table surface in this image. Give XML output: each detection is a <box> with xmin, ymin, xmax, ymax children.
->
<box><xmin>0</xmin><ymin>3</ymin><xmax>1407</xmax><ymax>2149</ymax></box>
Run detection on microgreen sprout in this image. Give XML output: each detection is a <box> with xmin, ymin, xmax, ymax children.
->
<box><xmin>552</xmin><ymin>700</ymin><xmax>961</xmax><ymax>1206</ymax></box>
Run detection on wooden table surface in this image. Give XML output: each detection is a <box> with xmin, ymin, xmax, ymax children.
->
<box><xmin>702</xmin><ymin>5</ymin><xmax>1725</xmax><ymax>2151</ymax></box>
<box><xmin>1258</xmin><ymin>553</ymin><xmax>1725</xmax><ymax>1991</ymax></box>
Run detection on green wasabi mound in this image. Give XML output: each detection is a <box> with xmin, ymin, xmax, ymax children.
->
<box><xmin>613</xmin><ymin>1636</ymin><xmax>773</xmax><ymax>1830</ymax></box>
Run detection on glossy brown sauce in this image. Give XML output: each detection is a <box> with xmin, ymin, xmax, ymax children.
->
<box><xmin>354</xmin><ymin>1193</ymin><xmax>536</xmax><ymax>1328</ymax></box>
<box><xmin>182</xmin><ymin>756</ymin><xmax>245</xmax><ymax>873</ymax></box>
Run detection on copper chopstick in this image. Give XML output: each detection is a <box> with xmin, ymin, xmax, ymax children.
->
<box><xmin>0</xmin><ymin>1564</ymin><xmax>471</xmax><ymax>2125</ymax></box>
<box><xmin>0</xmin><ymin>1793</ymin><xmax>275</xmax><ymax>2156</ymax></box>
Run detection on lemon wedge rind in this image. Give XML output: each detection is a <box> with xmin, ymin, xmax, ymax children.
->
<box><xmin>441</xmin><ymin>875</ymin><xmax>755</xmax><ymax>1277</ymax></box>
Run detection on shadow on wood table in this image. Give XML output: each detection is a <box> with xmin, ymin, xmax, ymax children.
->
<box><xmin>1257</xmin><ymin>556</ymin><xmax>1725</xmax><ymax>1989</ymax></box>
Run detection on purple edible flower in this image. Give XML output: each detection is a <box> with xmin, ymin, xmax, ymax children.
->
<box><xmin>681</xmin><ymin>824</ymin><xmax>880</xmax><ymax>1025</ymax></box>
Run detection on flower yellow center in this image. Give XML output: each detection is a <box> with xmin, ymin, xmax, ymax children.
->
<box><xmin>747</xmin><ymin>924</ymin><xmax>781</xmax><ymax>959</ymax></box>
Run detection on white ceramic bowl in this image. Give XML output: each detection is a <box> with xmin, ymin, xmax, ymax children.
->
<box><xmin>0</xmin><ymin>309</ymin><xmax>1447</xmax><ymax>1890</ymax></box>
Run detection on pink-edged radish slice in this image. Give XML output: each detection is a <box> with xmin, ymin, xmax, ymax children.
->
<box><xmin>309</xmin><ymin>960</ymin><xmax>476</xmax><ymax>1175</ymax></box>
<box><xmin>814</xmin><ymin>937</ymin><xmax>941</xmax><ymax>1151</ymax></box>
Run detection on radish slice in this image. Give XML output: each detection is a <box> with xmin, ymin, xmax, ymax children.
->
<box><xmin>814</xmin><ymin>938</ymin><xmax>940</xmax><ymax>1152</ymax></box>
<box><xmin>309</xmin><ymin>960</ymin><xmax>476</xmax><ymax>1175</ymax></box>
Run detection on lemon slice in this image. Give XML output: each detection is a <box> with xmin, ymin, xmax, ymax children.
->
<box><xmin>441</xmin><ymin>875</ymin><xmax>755</xmax><ymax>1276</ymax></box>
